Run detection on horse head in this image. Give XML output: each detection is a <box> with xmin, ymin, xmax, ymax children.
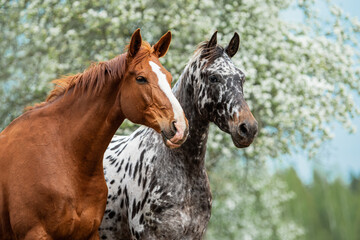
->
<box><xmin>120</xmin><ymin>29</ymin><xmax>189</xmax><ymax>148</ymax></box>
<box><xmin>189</xmin><ymin>31</ymin><xmax>258</xmax><ymax>147</ymax></box>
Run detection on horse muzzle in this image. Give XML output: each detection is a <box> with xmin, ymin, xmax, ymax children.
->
<box><xmin>229</xmin><ymin>119</ymin><xmax>258</xmax><ymax>148</ymax></box>
<box><xmin>161</xmin><ymin>119</ymin><xmax>189</xmax><ymax>149</ymax></box>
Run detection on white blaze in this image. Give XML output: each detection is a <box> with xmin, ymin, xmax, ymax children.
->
<box><xmin>149</xmin><ymin>61</ymin><xmax>186</xmax><ymax>130</ymax></box>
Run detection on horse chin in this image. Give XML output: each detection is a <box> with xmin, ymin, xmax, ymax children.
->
<box><xmin>230</xmin><ymin>132</ymin><xmax>253</xmax><ymax>148</ymax></box>
<box><xmin>165</xmin><ymin>139</ymin><xmax>182</xmax><ymax>149</ymax></box>
<box><xmin>161</xmin><ymin>132</ymin><xmax>182</xmax><ymax>149</ymax></box>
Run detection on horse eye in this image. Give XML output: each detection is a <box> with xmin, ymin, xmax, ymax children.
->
<box><xmin>209</xmin><ymin>75</ymin><xmax>219</xmax><ymax>83</ymax></box>
<box><xmin>136</xmin><ymin>76</ymin><xmax>148</xmax><ymax>84</ymax></box>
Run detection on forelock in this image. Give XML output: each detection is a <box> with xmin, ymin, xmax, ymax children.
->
<box><xmin>195</xmin><ymin>41</ymin><xmax>225</xmax><ymax>66</ymax></box>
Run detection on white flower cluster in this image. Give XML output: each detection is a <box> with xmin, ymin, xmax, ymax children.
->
<box><xmin>1</xmin><ymin>0</ymin><xmax>359</xmax><ymax>239</ymax></box>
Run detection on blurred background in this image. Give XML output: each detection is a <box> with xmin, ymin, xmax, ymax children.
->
<box><xmin>1</xmin><ymin>0</ymin><xmax>359</xmax><ymax>239</ymax></box>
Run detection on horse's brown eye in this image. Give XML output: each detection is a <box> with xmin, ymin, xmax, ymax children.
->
<box><xmin>136</xmin><ymin>76</ymin><xmax>148</xmax><ymax>84</ymax></box>
<box><xmin>209</xmin><ymin>75</ymin><xmax>219</xmax><ymax>83</ymax></box>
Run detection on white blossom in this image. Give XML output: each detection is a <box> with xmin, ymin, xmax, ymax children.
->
<box><xmin>1</xmin><ymin>0</ymin><xmax>359</xmax><ymax>239</ymax></box>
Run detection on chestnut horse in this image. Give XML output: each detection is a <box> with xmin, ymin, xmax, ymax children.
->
<box><xmin>0</xmin><ymin>29</ymin><xmax>188</xmax><ymax>239</ymax></box>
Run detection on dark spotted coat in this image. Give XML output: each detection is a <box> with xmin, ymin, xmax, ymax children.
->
<box><xmin>99</xmin><ymin>32</ymin><xmax>257</xmax><ymax>240</ymax></box>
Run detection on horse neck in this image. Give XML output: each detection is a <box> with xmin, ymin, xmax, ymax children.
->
<box><xmin>49</xmin><ymin>76</ymin><xmax>124</xmax><ymax>172</ymax></box>
<box><xmin>173</xmin><ymin>62</ymin><xmax>210</xmax><ymax>167</ymax></box>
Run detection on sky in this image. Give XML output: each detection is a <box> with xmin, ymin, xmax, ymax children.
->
<box><xmin>274</xmin><ymin>0</ymin><xmax>360</xmax><ymax>183</ymax></box>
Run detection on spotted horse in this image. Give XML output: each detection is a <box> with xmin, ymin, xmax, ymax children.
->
<box><xmin>99</xmin><ymin>31</ymin><xmax>258</xmax><ymax>240</ymax></box>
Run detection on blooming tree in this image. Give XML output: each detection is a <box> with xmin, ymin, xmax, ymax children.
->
<box><xmin>1</xmin><ymin>0</ymin><xmax>359</xmax><ymax>239</ymax></box>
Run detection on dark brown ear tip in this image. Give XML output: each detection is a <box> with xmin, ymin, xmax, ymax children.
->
<box><xmin>212</xmin><ymin>31</ymin><xmax>218</xmax><ymax>38</ymax></box>
<box><xmin>164</xmin><ymin>31</ymin><xmax>172</xmax><ymax>39</ymax></box>
<box><xmin>129</xmin><ymin>28</ymin><xmax>142</xmax><ymax>57</ymax></box>
<box><xmin>132</xmin><ymin>28</ymin><xmax>141</xmax><ymax>38</ymax></box>
<box><xmin>207</xmin><ymin>30</ymin><xmax>218</xmax><ymax>48</ymax></box>
<box><xmin>225</xmin><ymin>32</ymin><xmax>240</xmax><ymax>58</ymax></box>
<box><xmin>153</xmin><ymin>31</ymin><xmax>172</xmax><ymax>58</ymax></box>
<box><xmin>209</xmin><ymin>31</ymin><xmax>217</xmax><ymax>39</ymax></box>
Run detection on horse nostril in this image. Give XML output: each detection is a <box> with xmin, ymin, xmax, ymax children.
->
<box><xmin>238</xmin><ymin>121</ymin><xmax>258</xmax><ymax>139</ymax></box>
<box><xmin>171</xmin><ymin>121</ymin><xmax>178</xmax><ymax>136</ymax></box>
<box><xmin>239</xmin><ymin>123</ymin><xmax>248</xmax><ymax>136</ymax></box>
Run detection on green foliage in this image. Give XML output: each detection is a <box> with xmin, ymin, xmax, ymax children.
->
<box><xmin>277</xmin><ymin>168</ymin><xmax>360</xmax><ymax>240</ymax></box>
<box><xmin>1</xmin><ymin>0</ymin><xmax>359</xmax><ymax>239</ymax></box>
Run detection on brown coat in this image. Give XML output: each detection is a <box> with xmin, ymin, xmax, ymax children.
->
<box><xmin>0</xmin><ymin>29</ymin><xmax>188</xmax><ymax>240</ymax></box>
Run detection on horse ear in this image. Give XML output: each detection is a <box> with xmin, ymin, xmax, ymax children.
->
<box><xmin>225</xmin><ymin>32</ymin><xmax>240</xmax><ymax>58</ymax></box>
<box><xmin>207</xmin><ymin>31</ymin><xmax>218</xmax><ymax>48</ymax></box>
<box><xmin>153</xmin><ymin>31</ymin><xmax>172</xmax><ymax>58</ymax></box>
<box><xmin>129</xmin><ymin>28</ymin><xmax>142</xmax><ymax>57</ymax></box>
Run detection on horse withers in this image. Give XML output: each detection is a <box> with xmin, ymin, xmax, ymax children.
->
<box><xmin>0</xmin><ymin>29</ymin><xmax>188</xmax><ymax>239</ymax></box>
